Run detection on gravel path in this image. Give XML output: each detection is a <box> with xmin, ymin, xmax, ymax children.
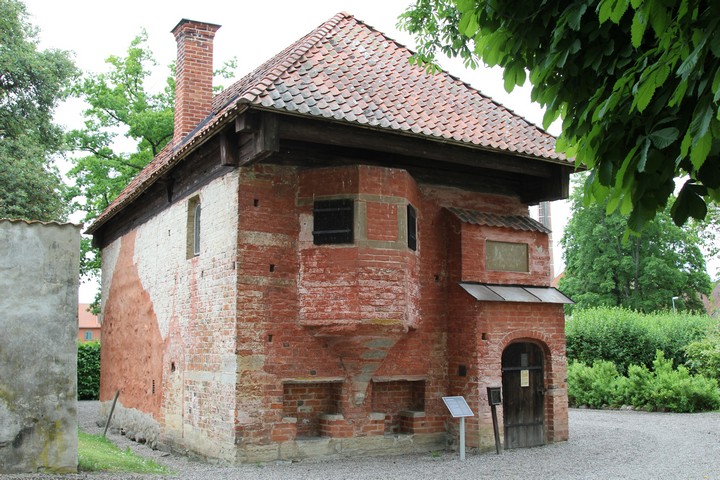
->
<box><xmin>7</xmin><ymin>401</ymin><xmax>720</xmax><ymax>479</ymax></box>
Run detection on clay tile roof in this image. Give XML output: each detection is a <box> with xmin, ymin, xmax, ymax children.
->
<box><xmin>89</xmin><ymin>12</ymin><xmax>566</xmax><ymax>234</ymax></box>
<box><xmin>447</xmin><ymin>207</ymin><xmax>550</xmax><ymax>234</ymax></box>
<box><xmin>215</xmin><ymin>13</ymin><xmax>562</xmax><ymax>160</ymax></box>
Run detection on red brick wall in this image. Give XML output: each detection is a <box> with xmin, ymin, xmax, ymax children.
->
<box><xmin>103</xmin><ymin>158</ymin><xmax>567</xmax><ymax>459</ymax></box>
<box><xmin>297</xmin><ymin>166</ymin><xmax>422</xmax><ymax>333</ymax></box>
<box><xmin>100</xmin><ymin>231</ymin><xmax>163</xmax><ymax>417</ymax></box>
<box><xmin>282</xmin><ymin>383</ymin><xmax>341</xmax><ymax>437</ymax></box>
<box><xmin>459</xmin><ymin>222</ymin><xmax>552</xmax><ymax>285</ymax></box>
<box><xmin>172</xmin><ymin>20</ymin><xmax>219</xmax><ymax>143</ymax></box>
<box><xmin>371</xmin><ymin>380</ymin><xmax>425</xmax><ymax>433</ymax></box>
<box><xmin>366</xmin><ymin>202</ymin><xmax>398</xmax><ymax>241</ymax></box>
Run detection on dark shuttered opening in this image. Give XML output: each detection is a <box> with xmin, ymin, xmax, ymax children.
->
<box><xmin>313</xmin><ymin>199</ymin><xmax>354</xmax><ymax>245</ymax></box>
<box><xmin>407</xmin><ymin>203</ymin><xmax>417</xmax><ymax>251</ymax></box>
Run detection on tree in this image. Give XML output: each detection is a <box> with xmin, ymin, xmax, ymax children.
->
<box><xmin>67</xmin><ymin>31</ymin><xmax>175</xmax><ymax>226</ymax></box>
<box><xmin>65</xmin><ymin>32</ymin><xmax>175</xmax><ymax>301</ymax></box>
<box><xmin>66</xmin><ymin>32</ymin><xmax>236</xmax><ymax>299</ymax></box>
<box><xmin>399</xmin><ymin>0</ymin><xmax>720</xmax><ymax>230</ymax></box>
<box><xmin>693</xmin><ymin>202</ymin><xmax>720</xmax><ymax>277</ymax></box>
<box><xmin>0</xmin><ymin>0</ymin><xmax>76</xmax><ymax>221</ymax></box>
<box><xmin>559</xmin><ymin>178</ymin><xmax>711</xmax><ymax>312</ymax></box>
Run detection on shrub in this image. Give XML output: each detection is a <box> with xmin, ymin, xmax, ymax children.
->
<box><xmin>78</xmin><ymin>341</ymin><xmax>101</xmax><ymax>400</ymax></box>
<box><xmin>567</xmin><ymin>360</ymin><xmax>624</xmax><ymax>408</ymax></box>
<box><xmin>620</xmin><ymin>351</ymin><xmax>720</xmax><ymax>413</ymax></box>
<box><xmin>566</xmin><ymin>307</ymin><xmax>715</xmax><ymax>373</ymax></box>
<box><xmin>684</xmin><ymin>331</ymin><xmax>720</xmax><ymax>382</ymax></box>
<box><xmin>569</xmin><ymin>351</ymin><xmax>720</xmax><ymax>412</ymax></box>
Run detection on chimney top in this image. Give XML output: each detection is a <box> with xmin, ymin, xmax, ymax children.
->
<box><xmin>171</xmin><ymin>18</ymin><xmax>221</xmax><ymax>35</ymax></box>
<box><xmin>171</xmin><ymin>19</ymin><xmax>221</xmax><ymax>145</ymax></box>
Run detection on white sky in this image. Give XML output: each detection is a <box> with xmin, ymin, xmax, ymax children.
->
<box><xmin>24</xmin><ymin>0</ymin><xmax>576</xmax><ymax>301</ymax></box>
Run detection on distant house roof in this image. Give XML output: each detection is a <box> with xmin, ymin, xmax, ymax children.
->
<box><xmin>78</xmin><ymin>304</ymin><xmax>100</xmax><ymax>329</ymax></box>
<box><xmin>88</xmin><ymin>12</ymin><xmax>568</xmax><ymax>234</ymax></box>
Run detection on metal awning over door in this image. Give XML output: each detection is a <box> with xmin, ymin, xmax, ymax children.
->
<box><xmin>459</xmin><ymin>283</ymin><xmax>574</xmax><ymax>304</ymax></box>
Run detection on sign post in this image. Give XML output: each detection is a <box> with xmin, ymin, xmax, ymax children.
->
<box><xmin>442</xmin><ymin>396</ymin><xmax>474</xmax><ymax>461</ymax></box>
<box><xmin>487</xmin><ymin>387</ymin><xmax>502</xmax><ymax>454</ymax></box>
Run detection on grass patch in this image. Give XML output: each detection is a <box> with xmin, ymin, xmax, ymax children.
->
<box><xmin>78</xmin><ymin>429</ymin><xmax>171</xmax><ymax>474</ymax></box>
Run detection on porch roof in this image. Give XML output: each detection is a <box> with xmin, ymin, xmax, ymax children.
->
<box><xmin>459</xmin><ymin>283</ymin><xmax>574</xmax><ymax>304</ymax></box>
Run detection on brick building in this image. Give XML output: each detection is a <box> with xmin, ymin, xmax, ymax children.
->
<box><xmin>87</xmin><ymin>13</ymin><xmax>574</xmax><ymax>463</ymax></box>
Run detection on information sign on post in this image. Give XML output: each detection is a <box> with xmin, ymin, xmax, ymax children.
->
<box><xmin>442</xmin><ymin>396</ymin><xmax>474</xmax><ymax>460</ymax></box>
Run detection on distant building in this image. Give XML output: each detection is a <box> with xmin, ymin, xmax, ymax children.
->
<box><xmin>702</xmin><ymin>284</ymin><xmax>720</xmax><ymax>317</ymax></box>
<box><xmin>78</xmin><ymin>303</ymin><xmax>100</xmax><ymax>342</ymax></box>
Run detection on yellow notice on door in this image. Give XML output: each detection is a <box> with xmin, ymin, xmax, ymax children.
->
<box><xmin>520</xmin><ymin>369</ymin><xmax>530</xmax><ymax>387</ymax></box>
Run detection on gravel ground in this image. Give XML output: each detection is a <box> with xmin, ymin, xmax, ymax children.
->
<box><xmin>6</xmin><ymin>401</ymin><xmax>720</xmax><ymax>479</ymax></box>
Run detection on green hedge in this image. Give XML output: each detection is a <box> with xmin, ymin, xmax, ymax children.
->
<box><xmin>78</xmin><ymin>341</ymin><xmax>100</xmax><ymax>400</ymax></box>
<box><xmin>684</xmin><ymin>329</ymin><xmax>720</xmax><ymax>382</ymax></box>
<box><xmin>568</xmin><ymin>351</ymin><xmax>720</xmax><ymax>412</ymax></box>
<box><xmin>566</xmin><ymin>307</ymin><xmax>715</xmax><ymax>374</ymax></box>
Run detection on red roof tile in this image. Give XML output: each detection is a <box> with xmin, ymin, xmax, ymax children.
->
<box><xmin>447</xmin><ymin>207</ymin><xmax>550</xmax><ymax>234</ymax></box>
<box><xmin>89</xmin><ymin>12</ymin><xmax>566</xmax><ymax>234</ymax></box>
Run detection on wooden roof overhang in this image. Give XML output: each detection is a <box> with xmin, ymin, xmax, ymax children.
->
<box><xmin>88</xmin><ymin>103</ymin><xmax>573</xmax><ymax>247</ymax></box>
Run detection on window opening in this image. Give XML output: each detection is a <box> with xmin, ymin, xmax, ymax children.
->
<box><xmin>84</xmin><ymin>331</ymin><xmax>92</xmax><ymax>341</ymax></box>
<box><xmin>407</xmin><ymin>204</ymin><xmax>417</xmax><ymax>251</ymax></box>
<box><xmin>187</xmin><ymin>196</ymin><xmax>201</xmax><ymax>259</ymax></box>
<box><xmin>312</xmin><ymin>199</ymin><xmax>354</xmax><ymax>245</ymax></box>
<box><xmin>193</xmin><ymin>203</ymin><xmax>201</xmax><ymax>255</ymax></box>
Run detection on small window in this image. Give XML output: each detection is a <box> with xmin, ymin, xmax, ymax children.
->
<box><xmin>187</xmin><ymin>196</ymin><xmax>201</xmax><ymax>258</ymax></box>
<box><xmin>407</xmin><ymin>204</ymin><xmax>417</xmax><ymax>251</ymax></box>
<box><xmin>84</xmin><ymin>331</ymin><xmax>93</xmax><ymax>341</ymax></box>
<box><xmin>193</xmin><ymin>203</ymin><xmax>201</xmax><ymax>255</ymax></box>
<box><xmin>313</xmin><ymin>199</ymin><xmax>354</xmax><ymax>245</ymax></box>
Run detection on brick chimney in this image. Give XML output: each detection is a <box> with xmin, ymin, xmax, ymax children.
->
<box><xmin>171</xmin><ymin>19</ymin><xmax>221</xmax><ymax>144</ymax></box>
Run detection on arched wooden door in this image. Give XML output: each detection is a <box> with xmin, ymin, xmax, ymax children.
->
<box><xmin>501</xmin><ymin>342</ymin><xmax>545</xmax><ymax>449</ymax></box>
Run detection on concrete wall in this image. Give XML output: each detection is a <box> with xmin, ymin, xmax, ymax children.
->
<box><xmin>0</xmin><ymin>220</ymin><xmax>80</xmax><ymax>474</ymax></box>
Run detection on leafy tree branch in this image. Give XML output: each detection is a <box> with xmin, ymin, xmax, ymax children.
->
<box><xmin>399</xmin><ymin>0</ymin><xmax>720</xmax><ymax>230</ymax></box>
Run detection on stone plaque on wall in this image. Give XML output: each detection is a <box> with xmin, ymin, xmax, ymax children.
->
<box><xmin>486</xmin><ymin>240</ymin><xmax>529</xmax><ymax>272</ymax></box>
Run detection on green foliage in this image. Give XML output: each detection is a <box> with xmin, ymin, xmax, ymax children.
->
<box><xmin>78</xmin><ymin>429</ymin><xmax>170</xmax><ymax>473</ymax></box>
<box><xmin>66</xmin><ymin>31</ymin><xmax>175</xmax><ymax>227</ymax></box>
<box><xmin>567</xmin><ymin>360</ymin><xmax>624</xmax><ymax>408</ymax></box>
<box><xmin>621</xmin><ymin>351</ymin><xmax>720</xmax><ymax>412</ymax></box>
<box><xmin>560</xmin><ymin>176</ymin><xmax>711</xmax><ymax>312</ymax></box>
<box><xmin>685</xmin><ymin>328</ymin><xmax>720</xmax><ymax>381</ymax></box>
<box><xmin>568</xmin><ymin>352</ymin><xmax>720</xmax><ymax>412</ymax></box>
<box><xmin>0</xmin><ymin>143</ymin><xmax>69</xmax><ymax>221</ymax></box>
<box><xmin>78</xmin><ymin>341</ymin><xmax>101</xmax><ymax>400</ymax></box>
<box><xmin>66</xmin><ymin>32</ymin><xmax>236</xmax><ymax>298</ymax></box>
<box><xmin>65</xmin><ymin>32</ymin><xmax>174</xmax><ymax>305</ymax></box>
<box><xmin>566</xmin><ymin>307</ymin><xmax>715</xmax><ymax>373</ymax></box>
<box><xmin>0</xmin><ymin>0</ymin><xmax>77</xmax><ymax>222</ymax></box>
<box><xmin>399</xmin><ymin>0</ymin><xmax>720</xmax><ymax>229</ymax></box>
